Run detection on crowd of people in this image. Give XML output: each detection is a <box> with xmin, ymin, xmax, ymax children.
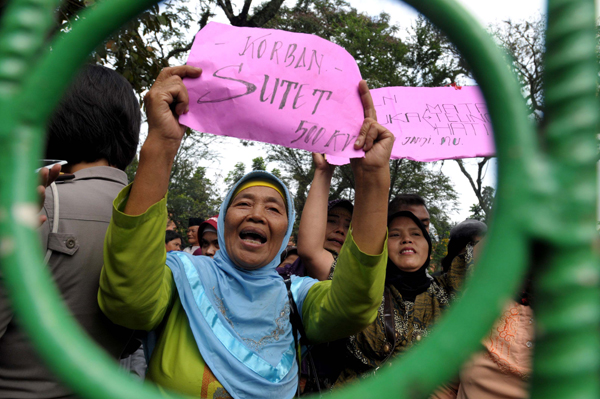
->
<box><xmin>0</xmin><ymin>64</ymin><xmax>534</xmax><ymax>399</ymax></box>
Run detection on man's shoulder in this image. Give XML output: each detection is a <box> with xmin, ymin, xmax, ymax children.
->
<box><xmin>44</xmin><ymin>167</ymin><xmax>127</xmax><ymax>222</ymax></box>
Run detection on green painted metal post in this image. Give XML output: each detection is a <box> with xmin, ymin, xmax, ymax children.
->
<box><xmin>530</xmin><ymin>0</ymin><xmax>600</xmax><ymax>398</ymax></box>
<box><xmin>0</xmin><ymin>0</ymin><xmax>597</xmax><ymax>398</ymax></box>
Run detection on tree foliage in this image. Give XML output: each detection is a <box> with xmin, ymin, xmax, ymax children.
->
<box><xmin>469</xmin><ymin>185</ymin><xmax>495</xmax><ymax>224</ymax></box>
<box><xmin>224</xmin><ymin>161</ymin><xmax>247</xmax><ymax>190</ymax></box>
<box><xmin>490</xmin><ymin>17</ymin><xmax>545</xmax><ymax>122</ymax></box>
<box><xmin>266</xmin><ymin>146</ymin><xmax>313</xmax><ymax>232</ymax></box>
<box><xmin>454</xmin><ymin>18</ymin><xmax>545</xmax><ymax>221</ymax></box>
<box><xmin>55</xmin><ymin>0</ymin><xmax>214</xmax><ymax>96</ymax></box>
<box><xmin>430</xmin><ymin>236</ymin><xmax>449</xmax><ymax>273</ymax></box>
<box><xmin>251</xmin><ymin>156</ymin><xmax>267</xmax><ymax>171</ymax></box>
<box><xmin>265</xmin><ymin>0</ymin><xmax>407</xmax><ymax>88</ymax></box>
<box><xmin>456</xmin><ymin>157</ymin><xmax>494</xmax><ymax>222</ymax></box>
<box><xmin>217</xmin><ymin>0</ymin><xmax>287</xmax><ymax>27</ymax></box>
<box><xmin>401</xmin><ymin>15</ymin><xmax>469</xmax><ymax>87</ymax></box>
<box><xmin>56</xmin><ymin>0</ymin><xmax>292</xmax><ymax>96</ymax></box>
<box><xmin>167</xmin><ymin>132</ymin><xmax>221</xmax><ymax>234</ymax></box>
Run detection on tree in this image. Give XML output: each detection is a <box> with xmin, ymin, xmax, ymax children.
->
<box><xmin>168</xmin><ymin>164</ymin><xmax>220</xmax><ymax>237</ymax></box>
<box><xmin>271</xmin><ymin>168</ymin><xmax>283</xmax><ymax>180</ymax></box>
<box><xmin>55</xmin><ymin>0</ymin><xmax>213</xmax><ymax>96</ymax></box>
<box><xmin>163</xmin><ymin>130</ymin><xmax>221</xmax><ymax>234</ymax></box>
<box><xmin>250</xmin><ymin>155</ymin><xmax>286</xmax><ymax>184</ymax></box>
<box><xmin>266</xmin><ymin>0</ymin><xmax>408</xmax><ymax>88</ymax></box>
<box><xmin>329</xmin><ymin>159</ymin><xmax>457</xmax><ymax>225</ymax></box>
<box><xmin>55</xmin><ymin>0</ymin><xmax>294</xmax><ymax>96</ymax></box>
<box><xmin>251</xmin><ymin>156</ymin><xmax>267</xmax><ymax>171</ymax></box>
<box><xmin>456</xmin><ymin>157</ymin><xmax>494</xmax><ymax>222</ymax></box>
<box><xmin>469</xmin><ymin>186</ymin><xmax>495</xmax><ymax>224</ymax></box>
<box><xmin>401</xmin><ymin>15</ymin><xmax>469</xmax><ymax>87</ymax></box>
<box><xmin>216</xmin><ymin>0</ymin><xmax>287</xmax><ymax>27</ymax></box>
<box><xmin>124</xmin><ymin>155</ymin><xmax>139</xmax><ymax>184</ymax></box>
<box><xmin>454</xmin><ymin>18</ymin><xmax>545</xmax><ymax>214</ymax></box>
<box><xmin>490</xmin><ymin>17</ymin><xmax>545</xmax><ymax>122</ymax></box>
<box><xmin>224</xmin><ymin>161</ymin><xmax>247</xmax><ymax>190</ymax></box>
<box><xmin>430</xmin><ymin>236</ymin><xmax>449</xmax><ymax>273</ymax></box>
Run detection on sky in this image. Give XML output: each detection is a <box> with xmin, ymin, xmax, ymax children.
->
<box><xmin>197</xmin><ymin>0</ymin><xmax>553</xmax><ymax>223</ymax></box>
<box><xmin>351</xmin><ymin>0</ymin><xmax>547</xmax><ymax>31</ymax></box>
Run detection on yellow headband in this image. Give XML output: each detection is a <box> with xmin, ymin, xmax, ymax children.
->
<box><xmin>231</xmin><ymin>179</ymin><xmax>286</xmax><ymax>204</ymax></box>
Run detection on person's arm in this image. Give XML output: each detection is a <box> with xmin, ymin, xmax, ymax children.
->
<box><xmin>98</xmin><ymin>66</ymin><xmax>202</xmax><ymax>330</ymax></box>
<box><xmin>443</xmin><ymin>241</ymin><xmax>480</xmax><ymax>295</ymax></box>
<box><xmin>98</xmin><ymin>188</ymin><xmax>176</xmax><ymax>331</ymax></box>
<box><xmin>301</xmin><ymin>80</ymin><xmax>394</xmax><ymax>342</ymax></box>
<box><xmin>301</xmin><ymin>229</ymin><xmax>388</xmax><ymax>343</ymax></box>
<box><xmin>297</xmin><ymin>153</ymin><xmax>335</xmax><ymax>281</ymax></box>
<box><xmin>349</xmin><ymin>80</ymin><xmax>393</xmax><ymax>256</ymax></box>
<box><xmin>126</xmin><ymin>66</ymin><xmax>201</xmax><ymax>216</ymax></box>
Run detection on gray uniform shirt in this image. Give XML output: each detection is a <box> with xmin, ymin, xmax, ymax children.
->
<box><xmin>0</xmin><ymin>167</ymin><xmax>134</xmax><ymax>398</ymax></box>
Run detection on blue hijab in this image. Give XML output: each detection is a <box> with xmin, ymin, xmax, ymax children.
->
<box><xmin>166</xmin><ymin>171</ymin><xmax>316</xmax><ymax>399</ymax></box>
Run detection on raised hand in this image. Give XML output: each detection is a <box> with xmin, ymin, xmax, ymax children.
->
<box><xmin>348</xmin><ymin>80</ymin><xmax>393</xmax><ymax>256</ymax></box>
<box><xmin>144</xmin><ymin>66</ymin><xmax>202</xmax><ymax>154</ymax></box>
<box><xmin>312</xmin><ymin>153</ymin><xmax>336</xmax><ymax>176</ymax></box>
<box><xmin>125</xmin><ymin>66</ymin><xmax>201</xmax><ymax>216</ymax></box>
<box><xmin>351</xmin><ymin>80</ymin><xmax>395</xmax><ymax>173</ymax></box>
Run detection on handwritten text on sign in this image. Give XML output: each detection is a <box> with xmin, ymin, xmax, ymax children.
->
<box><xmin>372</xmin><ymin>86</ymin><xmax>495</xmax><ymax>162</ymax></box>
<box><xmin>179</xmin><ymin>22</ymin><xmax>365</xmax><ymax>158</ymax></box>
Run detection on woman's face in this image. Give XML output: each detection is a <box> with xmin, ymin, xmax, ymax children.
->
<box><xmin>224</xmin><ymin>186</ymin><xmax>288</xmax><ymax>270</ymax></box>
<box><xmin>200</xmin><ymin>231</ymin><xmax>219</xmax><ymax>258</ymax></box>
<box><xmin>323</xmin><ymin>206</ymin><xmax>352</xmax><ymax>253</ymax></box>
<box><xmin>165</xmin><ymin>238</ymin><xmax>182</xmax><ymax>252</ymax></box>
<box><xmin>388</xmin><ymin>216</ymin><xmax>429</xmax><ymax>272</ymax></box>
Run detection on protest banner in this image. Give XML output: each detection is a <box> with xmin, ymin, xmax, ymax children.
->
<box><xmin>376</xmin><ymin>86</ymin><xmax>494</xmax><ymax>162</ymax></box>
<box><xmin>180</xmin><ymin>23</ymin><xmax>496</xmax><ymax>164</ymax></box>
<box><xmin>179</xmin><ymin>22</ymin><xmax>365</xmax><ymax>159</ymax></box>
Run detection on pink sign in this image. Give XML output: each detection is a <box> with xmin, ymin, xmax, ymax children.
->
<box><xmin>180</xmin><ymin>22</ymin><xmax>365</xmax><ymax>158</ymax></box>
<box><xmin>374</xmin><ymin>86</ymin><xmax>495</xmax><ymax>162</ymax></box>
<box><xmin>180</xmin><ymin>23</ymin><xmax>496</xmax><ymax>164</ymax></box>
<box><xmin>327</xmin><ymin>86</ymin><xmax>496</xmax><ymax>165</ymax></box>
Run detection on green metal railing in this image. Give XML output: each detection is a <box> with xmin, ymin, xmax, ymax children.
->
<box><xmin>0</xmin><ymin>0</ymin><xmax>597</xmax><ymax>398</ymax></box>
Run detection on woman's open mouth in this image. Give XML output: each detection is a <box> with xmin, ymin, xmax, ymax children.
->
<box><xmin>240</xmin><ymin>228</ymin><xmax>267</xmax><ymax>246</ymax></box>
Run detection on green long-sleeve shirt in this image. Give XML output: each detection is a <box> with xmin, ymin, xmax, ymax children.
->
<box><xmin>98</xmin><ymin>185</ymin><xmax>387</xmax><ymax>398</ymax></box>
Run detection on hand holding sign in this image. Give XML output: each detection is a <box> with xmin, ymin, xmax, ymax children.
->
<box><xmin>351</xmin><ymin>80</ymin><xmax>395</xmax><ymax>174</ymax></box>
<box><xmin>145</xmin><ymin>66</ymin><xmax>203</xmax><ymax>154</ymax></box>
<box><xmin>313</xmin><ymin>153</ymin><xmax>336</xmax><ymax>176</ymax></box>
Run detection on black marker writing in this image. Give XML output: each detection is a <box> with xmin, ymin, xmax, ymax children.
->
<box><xmin>198</xmin><ymin>64</ymin><xmax>256</xmax><ymax>103</ymax></box>
<box><xmin>291</xmin><ymin>120</ymin><xmax>326</xmax><ymax>145</ymax></box>
<box><xmin>270</xmin><ymin>41</ymin><xmax>283</xmax><ymax>63</ymax></box>
<box><xmin>311</xmin><ymin>89</ymin><xmax>333</xmax><ymax>114</ymax></box>
<box><xmin>279</xmin><ymin>80</ymin><xmax>299</xmax><ymax>109</ymax></box>
<box><xmin>285</xmin><ymin>44</ymin><xmax>297</xmax><ymax>67</ymax></box>
<box><xmin>259</xmin><ymin>75</ymin><xmax>280</xmax><ymax>104</ymax></box>
<box><xmin>324</xmin><ymin>130</ymin><xmax>357</xmax><ymax>152</ymax></box>
<box><xmin>239</xmin><ymin>34</ymin><xmax>272</xmax><ymax>58</ymax></box>
<box><xmin>293</xmin><ymin>84</ymin><xmax>308</xmax><ymax>109</ymax></box>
